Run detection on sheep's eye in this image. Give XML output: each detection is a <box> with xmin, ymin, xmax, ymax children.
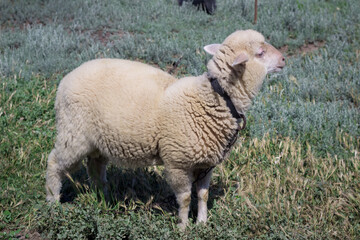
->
<box><xmin>256</xmin><ymin>50</ymin><xmax>265</xmax><ymax>58</ymax></box>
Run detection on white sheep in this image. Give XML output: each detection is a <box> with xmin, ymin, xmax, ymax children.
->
<box><xmin>46</xmin><ymin>29</ymin><xmax>285</xmax><ymax>229</ymax></box>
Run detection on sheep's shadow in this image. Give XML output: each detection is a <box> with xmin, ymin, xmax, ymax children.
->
<box><xmin>60</xmin><ymin>164</ymin><xmax>225</xmax><ymax>218</ymax></box>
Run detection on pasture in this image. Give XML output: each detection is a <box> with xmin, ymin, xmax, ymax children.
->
<box><xmin>0</xmin><ymin>0</ymin><xmax>359</xmax><ymax>239</ymax></box>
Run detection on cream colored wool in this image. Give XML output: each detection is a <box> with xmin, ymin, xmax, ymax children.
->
<box><xmin>46</xmin><ymin>29</ymin><xmax>285</xmax><ymax>229</ymax></box>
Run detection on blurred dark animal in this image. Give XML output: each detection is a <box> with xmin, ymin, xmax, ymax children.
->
<box><xmin>178</xmin><ymin>0</ymin><xmax>217</xmax><ymax>15</ymax></box>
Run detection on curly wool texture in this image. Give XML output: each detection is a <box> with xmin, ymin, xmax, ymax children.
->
<box><xmin>52</xmin><ymin>58</ymin><xmax>238</xmax><ymax>171</ymax></box>
<box><xmin>46</xmin><ymin>29</ymin><xmax>284</xmax><ymax>228</ymax></box>
<box><xmin>157</xmin><ymin>75</ymin><xmax>238</xmax><ymax>169</ymax></box>
<box><xmin>55</xmin><ymin>59</ymin><xmax>176</xmax><ymax>168</ymax></box>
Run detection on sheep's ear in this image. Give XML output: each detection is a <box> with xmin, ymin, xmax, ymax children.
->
<box><xmin>203</xmin><ymin>44</ymin><xmax>222</xmax><ymax>55</ymax></box>
<box><xmin>232</xmin><ymin>53</ymin><xmax>249</xmax><ymax>67</ymax></box>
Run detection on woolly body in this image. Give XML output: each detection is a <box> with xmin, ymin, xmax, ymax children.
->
<box><xmin>46</xmin><ymin>30</ymin><xmax>285</xmax><ymax>229</ymax></box>
<box><xmin>53</xmin><ymin>59</ymin><xmax>235</xmax><ymax>168</ymax></box>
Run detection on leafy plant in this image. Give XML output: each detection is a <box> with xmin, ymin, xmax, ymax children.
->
<box><xmin>1</xmin><ymin>0</ymin><xmax>359</xmax><ymax>239</ymax></box>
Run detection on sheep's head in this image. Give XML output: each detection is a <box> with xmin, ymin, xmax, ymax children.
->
<box><xmin>204</xmin><ymin>29</ymin><xmax>285</xmax><ymax>110</ymax></box>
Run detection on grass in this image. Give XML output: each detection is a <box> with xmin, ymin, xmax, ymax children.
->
<box><xmin>1</xmin><ymin>0</ymin><xmax>359</xmax><ymax>239</ymax></box>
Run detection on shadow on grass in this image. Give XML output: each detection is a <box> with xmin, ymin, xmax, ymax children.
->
<box><xmin>60</xmin><ymin>164</ymin><xmax>226</xmax><ymax>217</ymax></box>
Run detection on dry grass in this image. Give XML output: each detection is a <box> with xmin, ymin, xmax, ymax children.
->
<box><xmin>212</xmin><ymin>134</ymin><xmax>360</xmax><ymax>238</ymax></box>
<box><xmin>1</xmin><ymin>0</ymin><xmax>359</xmax><ymax>238</ymax></box>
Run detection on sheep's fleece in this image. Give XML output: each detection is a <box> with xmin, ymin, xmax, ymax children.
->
<box><xmin>46</xmin><ymin>29</ymin><xmax>285</xmax><ymax>229</ymax></box>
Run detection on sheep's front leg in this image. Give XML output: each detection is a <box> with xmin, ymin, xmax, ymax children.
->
<box><xmin>195</xmin><ymin>168</ymin><xmax>213</xmax><ymax>224</ymax></box>
<box><xmin>87</xmin><ymin>153</ymin><xmax>109</xmax><ymax>198</ymax></box>
<box><xmin>165</xmin><ymin>168</ymin><xmax>193</xmax><ymax>230</ymax></box>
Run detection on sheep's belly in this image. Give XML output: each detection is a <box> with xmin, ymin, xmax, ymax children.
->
<box><xmin>96</xmin><ymin>135</ymin><xmax>162</xmax><ymax>168</ymax></box>
<box><xmin>110</xmin><ymin>155</ymin><xmax>164</xmax><ymax>168</ymax></box>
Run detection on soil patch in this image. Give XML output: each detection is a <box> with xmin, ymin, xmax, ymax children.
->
<box><xmin>90</xmin><ymin>29</ymin><xmax>125</xmax><ymax>45</ymax></box>
<box><xmin>2</xmin><ymin>229</ymin><xmax>43</xmax><ymax>240</ymax></box>
<box><xmin>280</xmin><ymin>40</ymin><xmax>326</xmax><ymax>56</ymax></box>
<box><xmin>17</xmin><ymin>230</ymin><xmax>42</xmax><ymax>240</ymax></box>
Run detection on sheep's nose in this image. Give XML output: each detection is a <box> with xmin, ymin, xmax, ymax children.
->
<box><xmin>278</xmin><ymin>56</ymin><xmax>286</xmax><ymax>68</ymax></box>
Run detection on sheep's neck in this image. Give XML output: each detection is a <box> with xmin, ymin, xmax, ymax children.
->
<box><xmin>209</xmin><ymin>77</ymin><xmax>245</xmax><ymax>124</ymax></box>
<box><xmin>206</xmin><ymin>74</ymin><xmax>254</xmax><ymax>113</ymax></box>
<box><xmin>207</xmin><ymin>59</ymin><xmax>266</xmax><ymax>112</ymax></box>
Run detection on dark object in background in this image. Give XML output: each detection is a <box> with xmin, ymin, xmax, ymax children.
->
<box><xmin>178</xmin><ymin>0</ymin><xmax>217</xmax><ymax>15</ymax></box>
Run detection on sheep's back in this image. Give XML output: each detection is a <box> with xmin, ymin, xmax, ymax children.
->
<box><xmin>55</xmin><ymin>59</ymin><xmax>176</xmax><ymax>164</ymax></box>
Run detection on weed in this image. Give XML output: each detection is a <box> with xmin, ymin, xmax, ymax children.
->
<box><xmin>1</xmin><ymin>0</ymin><xmax>359</xmax><ymax>239</ymax></box>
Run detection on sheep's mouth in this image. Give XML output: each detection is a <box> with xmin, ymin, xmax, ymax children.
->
<box><xmin>268</xmin><ymin>66</ymin><xmax>284</xmax><ymax>73</ymax></box>
<box><xmin>274</xmin><ymin>66</ymin><xmax>284</xmax><ymax>72</ymax></box>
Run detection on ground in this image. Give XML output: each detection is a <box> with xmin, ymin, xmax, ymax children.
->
<box><xmin>0</xmin><ymin>0</ymin><xmax>359</xmax><ymax>239</ymax></box>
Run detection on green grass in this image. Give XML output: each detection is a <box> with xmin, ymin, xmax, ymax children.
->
<box><xmin>1</xmin><ymin>0</ymin><xmax>359</xmax><ymax>239</ymax></box>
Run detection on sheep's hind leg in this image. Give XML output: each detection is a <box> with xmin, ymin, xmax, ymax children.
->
<box><xmin>45</xmin><ymin>148</ymin><xmax>83</xmax><ymax>202</ymax></box>
<box><xmin>46</xmin><ymin>149</ymin><xmax>63</xmax><ymax>202</ymax></box>
<box><xmin>194</xmin><ymin>168</ymin><xmax>213</xmax><ymax>224</ymax></box>
<box><xmin>86</xmin><ymin>152</ymin><xmax>109</xmax><ymax>199</ymax></box>
<box><xmin>46</xmin><ymin>129</ymin><xmax>92</xmax><ymax>203</ymax></box>
<box><xmin>166</xmin><ymin>168</ymin><xmax>193</xmax><ymax>230</ymax></box>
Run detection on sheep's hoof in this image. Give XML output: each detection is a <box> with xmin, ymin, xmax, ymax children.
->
<box><xmin>46</xmin><ymin>197</ymin><xmax>61</xmax><ymax>206</ymax></box>
<box><xmin>177</xmin><ymin>222</ymin><xmax>187</xmax><ymax>231</ymax></box>
<box><xmin>46</xmin><ymin>194</ymin><xmax>60</xmax><ymax>203</ymax></box>
<box><xmin>196</xmin><ymin>219</ymin><xmax>207</xmax><ymax>225</ymax></box>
